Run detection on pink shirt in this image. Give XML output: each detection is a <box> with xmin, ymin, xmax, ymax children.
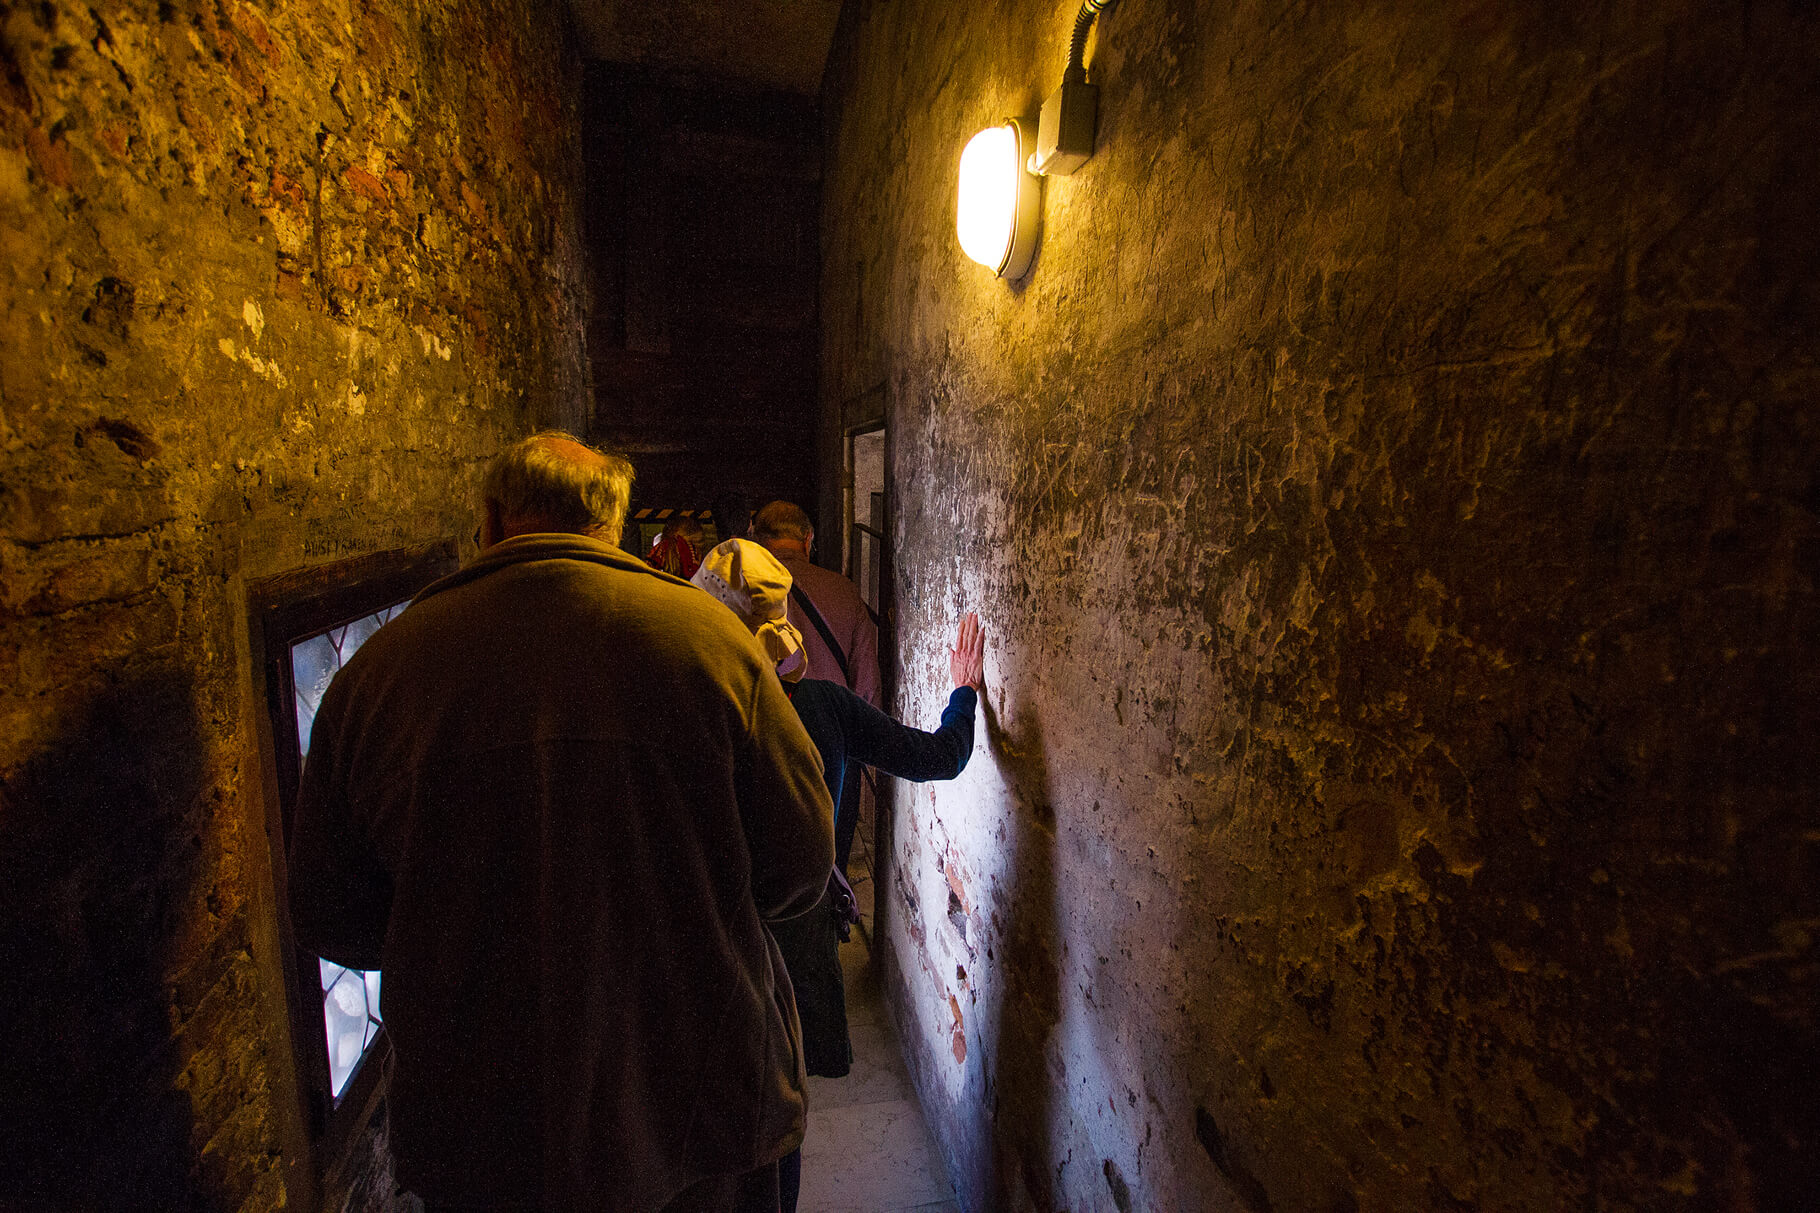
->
<box><xmin>777</xmin><ymin>554</ymin><xmax>881</xmax><ymax>707</ymax></box>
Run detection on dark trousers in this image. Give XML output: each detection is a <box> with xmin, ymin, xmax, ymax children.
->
<box><xmin>833</xmin><ymin>760</ymin><xmax>863</xmax><ymax>872</ymax></box>
<box><xmin>778</xmin><ymin>1148</ymin><xmax>801</xmax><ymax>1213</ymax></box>
<box><xmin>421</xmin><ymin>1161</ymin><xmax>781</xmax><ymax>1213</ymax></box>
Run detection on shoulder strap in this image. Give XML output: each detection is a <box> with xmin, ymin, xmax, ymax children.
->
<box><xmin>789</xmin><ymin>584</ymin><xmax>852</xmax><ymax>685</ymax></box>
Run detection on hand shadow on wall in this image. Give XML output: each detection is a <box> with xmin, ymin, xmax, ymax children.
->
<box><xmin>0</xmin><ymin>667</ymin><xmax>221</xmax><ymax>1210</ymax></box>
<box><xmin>977</xmin><ymin>692</ymin><xmax>1070</xmax><ymax>1212</ymax></box>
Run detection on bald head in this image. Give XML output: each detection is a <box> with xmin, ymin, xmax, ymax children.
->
<box><xmin>534</xmin><ymin>433</ymin><xmax>605</xmax><ymax>466</ymax></box>
<box><xmin>752</xmin><ymin>500</ymin><xmax>814</xmax><ymax>560</ymax></box>
<box><xmin>480</xmin><ymin>430</ymin><xmax>635</xmax><ymax>546</ymax></box>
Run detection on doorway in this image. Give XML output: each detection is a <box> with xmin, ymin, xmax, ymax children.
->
<box><xmin>846</xmin><ymin>426</ymin><xmax>886</xmax><ymax>616</ymax></box>
<box><xmin>844</xmin><ymin>424</ymin><xmax>889</xmax><ymax>933</ymax></box>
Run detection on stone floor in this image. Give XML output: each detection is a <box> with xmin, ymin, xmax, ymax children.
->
<box><xmin>798</xmin><ymin>799</ymin><xmax>956</xmax><ymax>1213</ymax></box>
<box><xmin>797</xmin><ymin>929</ymin><xmax>960</xmax><ymax>1213</ymax></box>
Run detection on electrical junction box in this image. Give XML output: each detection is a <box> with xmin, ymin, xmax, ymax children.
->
<box><xmin>1029</xmin><ymin>78</ymin><xmax>1099</xmax><ymax>175</ymax></box>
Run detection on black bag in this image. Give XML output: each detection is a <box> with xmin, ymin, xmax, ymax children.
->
<box><xmin>826</xmin><ymin>866</ymin><xmax>862</xmax><ymax>942</ymax></box>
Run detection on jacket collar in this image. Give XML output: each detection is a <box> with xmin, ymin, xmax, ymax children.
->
<box><xmin>412</xmin><ymin>532</ymin><xmax>693</xmax><ymax>605</ymax></box>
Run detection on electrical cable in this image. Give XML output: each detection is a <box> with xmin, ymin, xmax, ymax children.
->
<box><xmin>1065</xmin><ymin>0</ymin><xmax>1119</xmax><ymax>83</ymax></box>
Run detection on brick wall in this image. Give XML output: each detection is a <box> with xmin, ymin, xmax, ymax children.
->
<box><xmin>0</xmin><ymin>1</ymin><xmax>588</xmax><ymax>1208</ymax></box>
<box><xmin>821</xmin><ymin>2</ymin><xmax>1819</xmax><ymax>1208</ymax></box>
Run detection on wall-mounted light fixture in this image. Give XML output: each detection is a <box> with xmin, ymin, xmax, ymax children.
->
<box><xmin>956</xmin><ymin>0</ymin><xmax>1119</xmax><ymax>280</ymax></box>
<box><xmin>957</xmin><ymin>119</ymin><xmax>1040</xmax><ymax>279</ymax></box>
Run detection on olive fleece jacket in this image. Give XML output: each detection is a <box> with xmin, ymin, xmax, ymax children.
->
<box><xmin>288</xmin><ymin>533</ymin><xmax>835</xmax><ymax>1212</ymax></box>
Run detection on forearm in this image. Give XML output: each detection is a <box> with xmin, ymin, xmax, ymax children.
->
<box><xmin>851</xmin><ymin>686</ymin><xmax>976</xmax><ymax>782</ymax></box>
<box><xmin>926</xmin><ymin>686</ymin><xmax>977</xmax><ymax>779</ymax></box>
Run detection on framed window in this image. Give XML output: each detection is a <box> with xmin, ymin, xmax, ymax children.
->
<box><xmin>248</xmin><ymin>542</ymin><xmax>457</xmax><ymax>1196</ymax></box>
<box><xmin>289</xmin><ymin>605</ymin><xmax>407</xmax><ymax>1100</ymax></box>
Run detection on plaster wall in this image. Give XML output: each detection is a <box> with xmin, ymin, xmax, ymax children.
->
<box><xmin>0</xmin><ymin>2</ymin><xmax>588</xmax><ymax>1207</ymax></box>
<box><xmin>820</xmin><ymin>3</ymin><xmax>1818</xmax><ymax>1209</ymax></box>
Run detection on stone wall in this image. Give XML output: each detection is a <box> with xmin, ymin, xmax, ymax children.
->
<box><xmin>0</xmin><ymin>1</ymin><xmax>588</xmax><ymax>1208</ymax></box>
<box><xmin>821</xmin><ymin>2</ymin><xmax>1818</xmax><ymax>1209</ymax></box>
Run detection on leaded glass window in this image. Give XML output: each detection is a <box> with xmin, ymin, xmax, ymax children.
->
<box><xmin>290</xmin><ymin>603</ymin><xmax>406</xmax><ymax>1101</ymax></box>
<box><xmin>319</xmin><ymin>960</ymin><xmax>383</xmax><ymax>1098</ymax></box>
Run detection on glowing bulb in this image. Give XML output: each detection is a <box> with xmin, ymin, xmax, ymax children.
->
<box><xmin>958</xmin><ymin>125</ymin><xmax>1018</xmax><ymax>269</ymax></box>
<box><xmin>957</xmin><ymin>121</ymin><xmax>1038</xmax><ymax>279</ymax></box>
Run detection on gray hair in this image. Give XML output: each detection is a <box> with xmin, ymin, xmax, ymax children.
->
<box><xmin>480</xmin><ymin>430</ymin><xmax>635</xmax><ymax>539</ymax></box>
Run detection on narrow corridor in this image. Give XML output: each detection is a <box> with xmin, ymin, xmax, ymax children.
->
<box><xmin>794</xmin><ymin>814</ymin><xmax>958</xmax><ymax>1213</ymax></box>
<box><xmin>798</xmin><ymin>932</ymin><xmax>957</xmax><ymax>1213</ymax></box>
<box><xmin>3</xmin><ymin>2</ymin><xmax>1812</xmax><ymax>1209</ymax></box>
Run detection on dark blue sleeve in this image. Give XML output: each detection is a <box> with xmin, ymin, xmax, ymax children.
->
<box><xmin>838</xmin><ymin>684</ymin><xmax>976</xmax><ymax>782</ymax></box>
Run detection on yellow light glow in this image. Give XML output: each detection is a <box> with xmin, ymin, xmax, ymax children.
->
<box><xmin>957</xmin><ymin>124</ymin><xmax>1021</xmax><ymax>271</ymax></box>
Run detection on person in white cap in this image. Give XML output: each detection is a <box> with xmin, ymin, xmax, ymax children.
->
<box><xmin>692</xmin><ymin>538</ymin><xmax>983</xmax><ymax>1213</ymax></box>
<box><xmin>690</xmin><ymin>536</ymin><xmax>813</xmax><ymax>681</ymax></box>
<box><xmin>751</xmin><ymin>500</ymin><xmax>884</xmax><ymax>874</ymax></box>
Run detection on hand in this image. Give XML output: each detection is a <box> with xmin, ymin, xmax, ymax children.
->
<box><xmin>948</xmin><ymin>612</ymin><xmax>985</xmax><ymax>690</ymax></box>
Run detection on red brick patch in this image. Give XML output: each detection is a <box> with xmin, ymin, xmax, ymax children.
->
<box><xmin>25</xmin><ymin>127</ymin><xmax>73</xmax><ymax>189</ymax></box>
<box><xmin>228</xmin><ymin>3</ymin><xmax>284</xmax><ymax>66</ymax></box>
<box><xmin>270</xmin><ymin>169</ymin><xmax>307</xmax><ymax>207</ymax></box>
<box><xmin>344</xmin><ymin>165</ymin><xmax>390</xmax><ymax>206</ymax></box>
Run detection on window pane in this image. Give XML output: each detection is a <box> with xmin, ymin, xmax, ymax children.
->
<box><xmin>293</xmin><ymin>598</ymin><xmax>409</xmax><ymax>1101</ymax></box>
<box><xmin>324</xmin><ymin>968</ymin><xmax>370</xmax><ymax>1097</ymax></box>
<box><xmin>338</xmin><ymin>612</ymin><xmax>386</xmax><ymax>656</ymax></box>
<box><xmin>291</xmin><ymin>634</ymin><xmax>340</xmax><ymax>758</ymax></box>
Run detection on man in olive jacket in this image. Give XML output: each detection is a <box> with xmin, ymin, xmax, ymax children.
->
<box><xmin>289</xmin><ymin>432</ymin><xmax>835</xmax><ymax>1213</ymax></box>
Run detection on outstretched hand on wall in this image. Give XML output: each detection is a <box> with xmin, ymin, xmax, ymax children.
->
<box><xmin>949</xmin><ymin>612</ymin><xmax>985</xmax><ymax>691</ymax></box>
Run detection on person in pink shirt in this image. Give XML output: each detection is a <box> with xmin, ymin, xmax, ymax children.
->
<box><xmin>753</xmin><ymin>500</ymin><xmax>883</xmax><ymax>869</ymax></box>
<box><xmin>751</xmin><ymin>501</ymin><xmax>880</xmax><ymax>707</ymax></box>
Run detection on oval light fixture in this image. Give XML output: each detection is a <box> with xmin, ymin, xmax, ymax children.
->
<box><xmin>957</xmin><ymin>119</ymin><xmax>1039</xmax><ymax>280</ymax></box>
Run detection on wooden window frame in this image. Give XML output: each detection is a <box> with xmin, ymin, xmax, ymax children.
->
<box><xmin>247</xmin><ymin>541</ymin><xmax>457</xmax><ymax>1205</ymax></box>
